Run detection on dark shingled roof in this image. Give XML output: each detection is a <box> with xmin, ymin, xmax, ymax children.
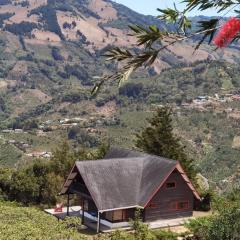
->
<box><xmin>74</xmin><ymin>148</ymin><xmax>177</xmax><ymax>211</ymax></box>
<box><xmin>61</xmin><ymin>148</ymin><xmax>200</xmax><ymax>211</ymax></box>
<box><xmin>104</xmin><ymin>147</ymin><xmax>146</xmax><ymax>159</ymax></box>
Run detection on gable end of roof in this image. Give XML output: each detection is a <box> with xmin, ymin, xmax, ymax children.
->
<box><xmin>60</xmin><ymin>149</ymin><xmax>201</xmax><ymax>211</ymax></box>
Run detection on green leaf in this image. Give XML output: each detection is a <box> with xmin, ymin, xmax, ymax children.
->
<box><xmin>129</xmin><ymin>24</ymin><xmax>164</xmax><ymax>48</ymax></box>
<box><xmin>157</xmin><ymin>8</ymin><xmax>179</xmax><ymax>23</ymax></box>
<box><xmin>194</xmin><ymin>18</ymin><xmax>219</xmax><ymax>51</ymax></box>
<box><xmin>104</xmin><ymin>47</ymin><xmax>133</xmax><ymax>61</ymax></box>
<box><xmin>118</xmin><ymin>66</ymin><xmax>134</xmax><ymax>86</ymax></box>
<box><xmin>91</xmin><ymin>79</ymin><xmax>105</xmax><ymax>96</ymax></box>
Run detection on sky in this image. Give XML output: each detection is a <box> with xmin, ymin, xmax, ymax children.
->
<box><xmin>116</xmin><ymin>0</ymin><xmax>224</xmax><ymax>17</ymax></box>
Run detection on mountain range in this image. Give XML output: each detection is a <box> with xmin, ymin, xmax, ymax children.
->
<box><xmin>0</xmin><ymin>0</ymin><xmax>239</xmax><ymax>190</ymax></box>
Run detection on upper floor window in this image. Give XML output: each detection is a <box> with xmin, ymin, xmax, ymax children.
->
<box><xmin>177</xmin><ymin>201</ymin><xmax>189</xmax><ymax>210</ymax></box>
<box><xmin>166</xmin><ymin>182</ymin><xmax>176</xmax><ymax>189</ymax></box>
<box><xmin>169</xmin><ymin>201</ymin><xmax>189</xmax><ymax>210</ymax></box>
<box><xmin>112</xmin><ymin>210</ymin><xmax>127</xmax><ymax>221</ymax></box>
<box><xmin>147</xmin><ymin>203</ymin><xmax>157</xmax><ymax>209</ymax></box>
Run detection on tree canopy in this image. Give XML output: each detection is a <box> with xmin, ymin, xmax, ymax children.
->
<box><xmin>135</xmin><ymin>106</ymin><xmax>196</xmax><ymax>181</ymax></box>
<box><xmin>0</xmin><ymin>142</ymin><xmax>108</xmax><ymax>206</ymax></box>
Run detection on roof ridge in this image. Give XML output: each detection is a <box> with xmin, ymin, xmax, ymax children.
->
<box><xmin>136</xmin><ymin>158</ymin><xmax>178</xmax><ymax>207</ymax></box>
<box><xmin>75</xmin><ymin>157</ymin><xmax>144</xmax><ymax>164</ymax></box>
<box><xmin>138</xmin><ymin>151</ymin><xmax>177</xmax><ymax>163</ymax></box>
<box><xmin>107</xmin><ymin>147</ymin><xmax>177</xmax><ymax>163</ymax></box>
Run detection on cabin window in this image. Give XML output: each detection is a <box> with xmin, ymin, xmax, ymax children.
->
<box><xmin>112</xmin><ymin>210</ymin><xmax>126</xmax><ymax>221</ymax></box>
<box><xmin>166</xmin><ymin>182</ymin><xmax>176</xmax><ymax>189</ymax></box>
<box><xmin>169</xmin><ymin>201</ymin><xmax>189</xmax><ymax>210</ymax></box>
<box><xmin>83</xmin><ymin>200</ymin><xmax>88</xmax><ymax>211</ymax></box>
<box><xmin>177</xmin><ymin>201</ymin><xmax>189</xmax><ymax>210</ymax></box>
<box><xmin>105</xmin><ymin>211</ymin><xmax>113</xmax><ymax>221</ymax></box>
<box><xmin>148</xmin><ymin>203</ymin><xmax>157</xmax><ymax>209</ymax></box>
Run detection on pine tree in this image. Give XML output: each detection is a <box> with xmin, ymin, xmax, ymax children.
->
<box><xmin>135</xmin><ymin>106</ymin><xmax>196</xmax><ymax>181</ymax></box>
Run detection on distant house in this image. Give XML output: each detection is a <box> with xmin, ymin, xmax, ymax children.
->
<box><xmin>2</xmin><ymin>129</ymin><xmax>14</xmax><ymax>133</ymax></box>
<box><xmin>60</xmin><ymin>148</ymin><xmax>201</xmax><ymax>232</ymax></box>
<box><xmin>196</xmin><ymin>96</ymin><xmax>207</xmax><ymax>101</ymax></box>
<box><xmin>232</xmin><ymin>95</ymin><xmax>240</xmax><ymax>101</ymax></box>
<box><xmin>14</xmin><ymin>129</ymin><xmax>23</xmax><ymax>133</ymax></box>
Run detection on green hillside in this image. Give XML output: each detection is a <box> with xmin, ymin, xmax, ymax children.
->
<box><xmin>0</xmin><ymin>1</ymin><xmax>240</xmax><ymax>239</ymax></box>
<box><xmin>0</xmin><ymin>0</ymin><xmax>238</xmax><ymax>190</ymax></box>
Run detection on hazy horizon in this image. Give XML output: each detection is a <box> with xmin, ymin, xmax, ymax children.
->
<box><xmin>116</xmin><ymin>0</ymin><xmax>234</xmax><ymax>17</ymax></box>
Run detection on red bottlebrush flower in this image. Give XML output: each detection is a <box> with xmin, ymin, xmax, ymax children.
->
<box><xmin>213</xmin><ymin>17</ymin><xmax>240</xmax><ymax>48</ymax></box>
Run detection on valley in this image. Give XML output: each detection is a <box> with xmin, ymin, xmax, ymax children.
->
<box><xmin>0</xmin><ymin>0</ymin><xmax>239</xmax><ymax>192</ymax></box>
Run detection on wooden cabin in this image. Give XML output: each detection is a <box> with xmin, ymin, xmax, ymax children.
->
<box><xmin>60</xmin><ymin>148</ymin><xmax>201</xmax><ymax>232</ymax></box>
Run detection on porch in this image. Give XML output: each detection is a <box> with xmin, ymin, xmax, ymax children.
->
<box><xmin>44</xmin><ymin>206</ymin><xmax>212</xmax><ymax>233</ymax></box>
<box><xmin>44</xmin><ymin>205</ymin><xmax>130</xmax><ymax>232</ymax></box>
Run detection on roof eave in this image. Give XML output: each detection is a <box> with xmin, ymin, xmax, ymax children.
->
<box><xmin>99</xmin><ymin>205</ymin><xmax>144</xmax><ymax>213</ymax></box>
<box><xmin>175</xmin><ymin>162</ymin><xmax>201</xmax><ymax>201</ymax></box>
<box><xmin>59</xmin><ymin>163</ymin><xmax>77</xmax><ymax>195</ymax></box>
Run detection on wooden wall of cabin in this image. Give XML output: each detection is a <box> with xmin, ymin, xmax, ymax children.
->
<box><xmin>144</xmin><ymin>170</ymin><xmax>194</xmax><ymax>222</ymax></box>
<box><xmin>78</xmin><ymin>196</ymin><xmax>98</xmax><ymax>214</ymax></box>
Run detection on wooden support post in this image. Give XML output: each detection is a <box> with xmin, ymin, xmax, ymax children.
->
<box><xmin>81</xmin><ymin>199</ymin><xmax>85</xmax><ymax>224</ymax></box>
<box><xmin>97</xmin><ymin>211</ymin><xmax>100</xmax><ymax>233</ymax></box>
<box><xmin>67</xmin><ymin>193</ymin><xmax>70</xmax><ymax>216</ymax></box>
<box><xmin>142</xmin><ymin>209</ymin><xmax>146</xmax><ymax>222</ymax></box>
<box><xmin>99</xmin><ymin>212</ymin><xmax>101</xmax><ymax>233</ymax></box>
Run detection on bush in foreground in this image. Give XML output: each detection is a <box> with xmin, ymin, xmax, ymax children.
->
<box><xmin>0</xmin><ymin>201</ymin><xmax>85</xmax><ymax>240</ymax></box>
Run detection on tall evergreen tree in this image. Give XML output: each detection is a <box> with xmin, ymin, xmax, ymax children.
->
<box><xmin>135</xmin><ymin>106</ymin><xmax>196</xmax><ymax>181</ymax></box>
